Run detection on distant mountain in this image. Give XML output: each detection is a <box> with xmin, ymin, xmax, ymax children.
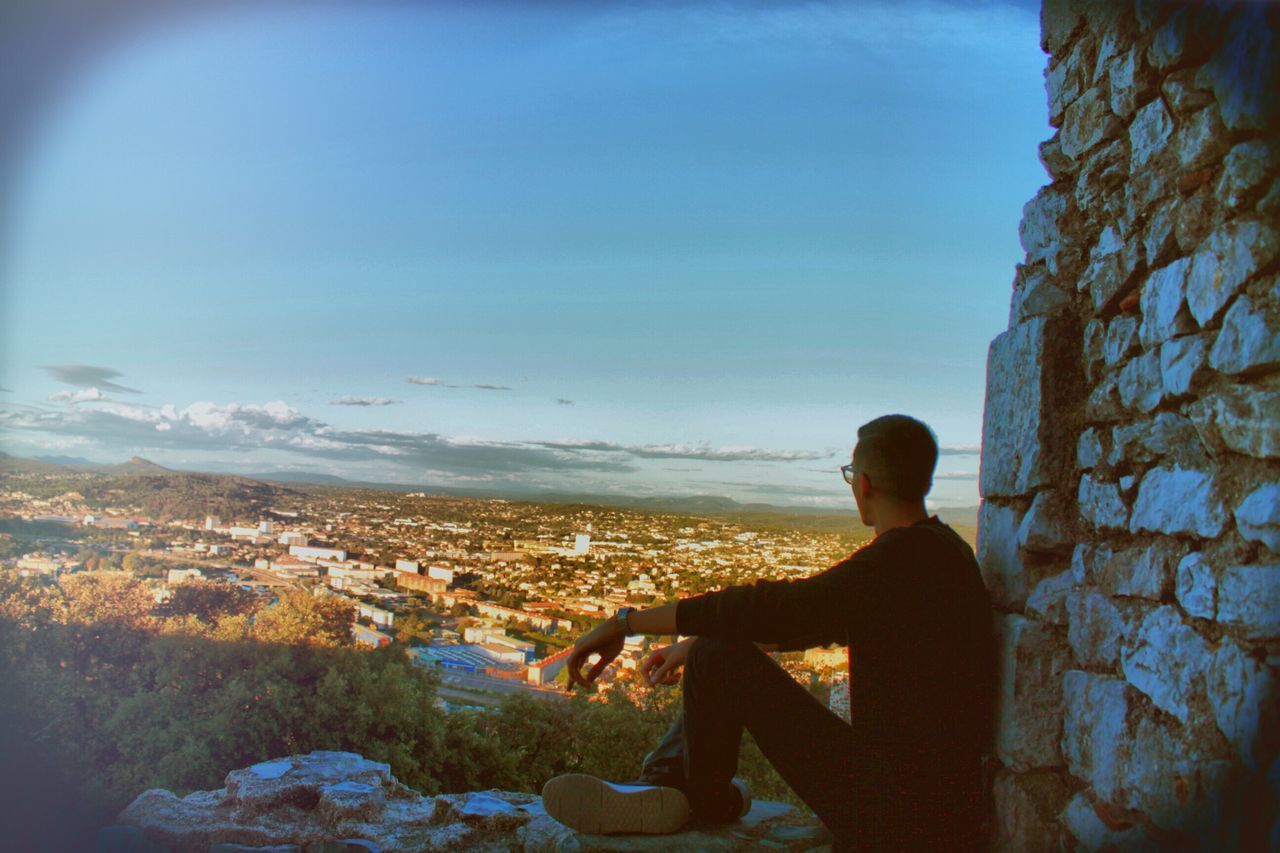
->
<box><xmin>33</xmin><ymin>455</ymin><xmax>100</xmax><ymax>466</ymax></box>
<box><xmin>106</xmin><ymin>456</ymin><xmax>173</xmax><ymax>476</ymax></box>
<box><xmin>249</xmin><ymin>471</ymin><xmax>356</xmax><ymax>486</ymax></box>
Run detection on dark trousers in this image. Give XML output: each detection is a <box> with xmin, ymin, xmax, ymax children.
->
<box><xmin>637</xmin><ymin>636</ymin><xmax>860</xmax><ymax>842</ymax></box>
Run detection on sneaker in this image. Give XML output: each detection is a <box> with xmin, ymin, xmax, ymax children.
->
<box><xmin>541</xmin><ymin>773</ymin><xmax>690</xmax><ymax>835</ymax></box>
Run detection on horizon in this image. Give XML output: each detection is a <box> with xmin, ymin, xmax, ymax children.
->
<box><xmin>0</xmin><ymin>0</ymin><xmax>1049</xmax><ymax>510</ymax></box>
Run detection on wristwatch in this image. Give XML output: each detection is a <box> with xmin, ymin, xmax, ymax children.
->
<box><xmin>614</xmin><ymin>606</ymin><xmax>635</xmax><ymax>635</ymax></box>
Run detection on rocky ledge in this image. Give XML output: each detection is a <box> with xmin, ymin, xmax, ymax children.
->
<box><xmin>98</xmin><ymin>751</ymin><xmax>833</xmax><ymax>852</ymax></box>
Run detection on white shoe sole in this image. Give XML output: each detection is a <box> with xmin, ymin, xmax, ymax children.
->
<box><xmin>541</xmin><ymin>774</ymin><xmax>690</xmax><ymax>835</ymax></box>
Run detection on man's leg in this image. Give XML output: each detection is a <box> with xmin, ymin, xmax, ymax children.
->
<box><xmin>680</xmin><ymin>635</ymin><xmax>859</xmax><ymax>841</ymax></box>
<box><xmin>637</xmin><ymin>712</ymin><xmax>686</xmax><ymax>786</ymax></box>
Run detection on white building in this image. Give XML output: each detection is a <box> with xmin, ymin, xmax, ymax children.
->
<box><xmin>427</xmin><ymin>564</ymin><xmax>454</xmax><ymax>585</ymax></box>
<box><xmin>356</xmin><ymin>602</ymin><xmax>395</xmax><ymax>629</ymax></box>
<box><xmin>289</xmin><ymin>545</ymin><xmax>347</xmax><ymax>563</ymax></box>
<box><xmin>574</xmin><ymin>533</ymin><xmax>591</xmax><ymax>555</ymax></box>
<box><xmin>279</xmin><ymin>531</ymin><xmax>308</xmax><ymax>547</ymax></box>
<box><xmin>395</xmin><ymin>559</ymin><xmax>420</xmax><ymax>574</ymax></box>
<box><xmin>167</xmin><ymin>567</ymin><xmax>204</xmax><ymax>585</ymax></box>
<box><xmin>204</xmin><ymin>516</ymin><xmax>220</xmax><ymax>531</ymax></box>
<box><xmin>258</xmin><ymin>520</ymin><xmax>275</xmax><ymax>534</ymax></box>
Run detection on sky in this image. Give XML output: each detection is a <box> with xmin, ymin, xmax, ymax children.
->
<box><xmin>0</xmin><ymin>0</ymin><xmax>1050</xmax><ymax>510</ymax></box>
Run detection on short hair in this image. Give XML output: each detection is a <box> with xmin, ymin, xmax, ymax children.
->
<box><xmin>853</xmin><ymin>414</ymin><xmax>938</xmax><ymax>502</ymax></box>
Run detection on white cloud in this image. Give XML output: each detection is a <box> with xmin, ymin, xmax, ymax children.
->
<box><xmin>330</xmin><ymin>396</ymin><xmax>401</xmax><ymax>407</ymax></box>
<box><xmin>48</xmin><ymin>387</ymin><xmax>107</xmax><ymax>403</ymax></box>
<box><xmin>405</xmin><ymin>376</ymin><xmax>444</xmax><ymax>386</ymax></box>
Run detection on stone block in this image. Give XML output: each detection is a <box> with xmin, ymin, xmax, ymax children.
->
<box><xmin>1103</xmin><ymin>314</ymin><xmax>1139</xmax><ymax>366</ymax></box>
<box><xmin>1160</xmin><ymin>66</ymin><xmax>1215</xmax><ymax>115</ymax></box>
<box><xmin>978</xmin><ymin>500</ymin><xmax>1027</xmax><ymax>609</ymax></box>
<box><xmin>1085</xmin><ymin>220</ymin><xmax>1142</xmax><ymax>312</ymax></box>
<box><xmin>1018</xmin><ymin>188</ymin><xmax>1072</xmax><ymax>275</ymax></box>
<box><xmin>1142</xmin><ymin>200</ymin><xmax>1179</xmax><ymax>268</ymax></box>
<box><xmin>1067</xmin><ymin>591</ymin><xmax>1124</xmax><ymax>669</ymax></box>
<box><xmin>1128</xmin><ymin>97</ymin><xmax>1174</xmax><ymax>171</ymax></box>
<box><xmin>995</xmin><ymin>616</ymin><xmax>1069</xmax><ymax>771</ymax></box>
<box><xmin>1061</xmin><ymin>671</ymin><xmax>1132</xmax><ymax>801</ymax></box>
<box><xmin>981</xmin><ymin>315</ymin><xmax>1074</xmax><ymax>498</ymax></box>
<box><xmin>1083</xmin><ymin>317</ymin><xmax>1106</xmax><ymax>382</ymax></box>
<box><xmin>1026</xmin><ymin>569</ymin><xmax>1074</xmax><ymax>625</ymax></box>
<box><xmin>1040</xmin><ymin>0</ymin><xmax>1084</xmax><ymax>55</ymax></box>
<box><xmin>1173</xmin><ymin>104</ymin><xmax>1229</xmax><ymax>171</ymax></box>
<box><xmin>1121</xmin><ymin>605</ymin><xmax>1211</xmax><ymax>723</ymax></box>
<box><xmin>1009</xmin><ymin>264</ymin><xmax>1070</xmax><ymax>324</ymax></box>
<box><xmin>1062</xmin><ymin>87</ymin><xmax>1123</xmax><ymax>161</ymax></box>
<box><xmin>1099</xmin><ymin>539</ymin><xmax>1183</xmax><ymax>600</ymax></box>
<box><xmin>1209</xmin><ymin>292</ymin><xmax>1280</xmax><ymax>376</ymax></box>
<box><xmin>1045</xmin><ymin>56</ymin><xmax>1083</xmax><ymax>129</ymax></box>
<box><xmin>1117</xmin><ymin>349</ymin><xmax>1163</xmax><ymax>413</ymax></box>
<box><xmin>1078</xmin><ymin>473</ymin><xmax>1129</xmax><ymax>531</ymax></box>
<box><xmin>1106</xmin><ymin>47</ymin><xmax>1151</xmax><ymax>120</ymax></box>
<box><xmin>1218</xmin><ymin>563</ymin><xmax>1280</xmax><ymax>639</ymax></box>
<box><xmin>1060</xmin><ymin>792</ymin><xmax>1160</xmax><ymax>851</ymax></box>
<box><xmin>1108</xmin><ymin>411</ymin><xmax>1202</xmax><ymax>467</ymax></box>
<box><xmin>1197</xmin><ymin>3</ymin><xmax>1280</xmax><ymax>131</ymax></box>
<box><xmin>1186</xmin><ymin>219</ymin><xmax>1280</xmax><ymax>327</ymax></box>
<box><xmin>1207</xmin><ymin>636</ymin><xmax>1280</xmax><ymax>771</ymax></box>
<box><xmin>1188</xmin><ymin>385</ymin><xmax>1280</xmax><ymax>459</ymax></box>
<box><xmin>1124</xmin><ymin>716</ymin><xmax>1226</xmax><ymax>835</ymax></box>
<box><xmin>1018</xmin><ymin>489</ymin><xmax>1075</xmax><ymax>554</ymax></box>
<box><xmin>1085</xmin><ymin>372</ymin><xmax>1123</xmax><ymax>423</ymax></box>
<box><xmin>1075</xmin><ymin>142</ymin><xmax>1130</xmax><ymax>231</ymax></box>
<box><xmin>1236</xmin><ymin>484</ymin><xmax>1280</xmax><ymax>552</ymax></box>
<box><xmin>1071</xmin><ymin>542</ymin><xmax>1112</xmax><ymax>585</ymax></box>
<box><xmin>1129</xmin><ymin>466</ymin><xmax>1227</xmax><ymax>538</ymax></box>
<box><xmin>1176</xmin><ymin>552</ymin><xmax>1216</xmax><ymax>619</ymax></box>
<box><xmin>1174</xmin><ymin>183</ymin><xmax>1220</xmax><ymax>254</ymax></box>
<box><xmin>1038</xmin><ymin>136</ymin><xmax>1076</xmax><ymax>181</ymax></box>
<box><xmin>1138</xmin><ymin>257</ymin><xmax>1193</xmax><ymax>348</ymax></box>
<box><xmin>1077</xmin><ymin>427</ymin><xmax>1104</xmax><ymax>470</ymax></box>
<box><xmin>1159</xmin><ymin>333</ymin><xmax>1209</xmax><ymax>398</ymax></box>
<box><xmin>1216</xmin><ymin>139</ymin><xmax>1280</xmax><ymax>211</ymax></box>
<box><xmin>991</xmin><ymin>770</ymin><xmax>1068</xmax><ymax>852</ymax></box>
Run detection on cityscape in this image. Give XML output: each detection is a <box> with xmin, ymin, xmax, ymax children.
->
<box><xmin>0</xmin><ymin>454</ymin><xmax>919</xmax><ymax>713</ymax></box>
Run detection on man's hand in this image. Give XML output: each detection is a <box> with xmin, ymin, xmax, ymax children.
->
<box><xmin>564</xmin><ymin>616</ymin><xmax>625</xmax><ymax>691</ymax></box>
<box><xmin>641</xmin><ymin>637</ymin><xmax>696</xmax><ymax>686</ymax></box>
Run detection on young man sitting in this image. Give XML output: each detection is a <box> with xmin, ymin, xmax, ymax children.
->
<box><xmin>541</xmin><ymin>414</ymin><xmax>995</xmax><ymax>851</ymax></box>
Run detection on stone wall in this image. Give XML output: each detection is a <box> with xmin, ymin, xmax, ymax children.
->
<box><xmin>977</xmin><ymin>1</ymin><xmax>1279</xmax><ymax>848</ymax></box>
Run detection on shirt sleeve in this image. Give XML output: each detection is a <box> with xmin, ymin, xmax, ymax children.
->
<box><xmin>675</xmin><ymin>536</ymin><xmax>894</xmax><ymax>648</ymax></box>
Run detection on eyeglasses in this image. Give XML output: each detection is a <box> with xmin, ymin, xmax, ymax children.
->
<box><xmin>840</xmin><ymin>464</ymin><xmax>856</xmax><ymax>485</ymax></box>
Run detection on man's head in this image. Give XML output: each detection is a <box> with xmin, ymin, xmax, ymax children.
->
<box><xmin>849</xmin><ymin>414</ymin><xmax>938</xmax><ymax>526</ymax></box>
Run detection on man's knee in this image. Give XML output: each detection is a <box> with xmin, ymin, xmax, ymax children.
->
<box><xmin>685</xmin><ymin>635</ymin><xmax>760</xmax><ymax>677</ymax></box>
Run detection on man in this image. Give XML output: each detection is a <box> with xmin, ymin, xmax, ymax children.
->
<box><xmin>542</xmin><ymin>415</ymin><xmax>994</xmax><ymax>851</ymax></box>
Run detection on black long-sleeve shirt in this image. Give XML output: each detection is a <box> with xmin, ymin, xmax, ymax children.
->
<box><xmin>676</xmin><ymin>514</ymin><xmax>995</xmax><ymax>848</ymax></box>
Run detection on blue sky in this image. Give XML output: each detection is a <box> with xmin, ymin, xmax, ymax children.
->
<box><xmin>0</xmin><ymin>0</ymin><xmax>1048</xmax><ymax>509</ymax></box>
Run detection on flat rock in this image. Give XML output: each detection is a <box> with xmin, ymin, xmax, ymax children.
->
<box><xmin>106</xmin><ymin>752</ymin><xmax>830</xmax><ymax>853</ymax></box>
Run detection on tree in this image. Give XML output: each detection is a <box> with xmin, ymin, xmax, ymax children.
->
<box><xmin>251</xmin><ymin>590</ymin><xmax>354</xmax><ymax>648</ymax></box>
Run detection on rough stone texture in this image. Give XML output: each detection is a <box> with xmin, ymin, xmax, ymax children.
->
<box><xmin>1026</xmin><ymin>569</ymin><xmax>1074</xmax><ymax>625</ymax></box>
<box><xmin>106</xmin><ymin>752</ymin><xmax>830</xmax><ymax>853</ymax></box>
<box><xmin>1077</xmin><ymin>474</ymin><xmax>1128</xmax><ymax>531</ymax></box>
<box><xmin>990</xmin><ymin>770</ymin><xmax>1067</xmax><ymax>852</ymax></box>
<box><xmin>1137</xmin><ymin>257</ymin><xmax>1192</xmax><ymax>348</ymax></box>
<box><xmin>1175</xmin><ymin>551</ymin><xmax>1216</xmax><ymax>619</ymax></box>
<box><xmin>1121</xmin><ymin>605</ymin><xmax>1211</xmax><ymax>723</ymax></box>
<box><xmin>978</xmin><ymin>4</ymin><xmax>1280</xmax><ymax>846</ymax></box>
<box><xmin>1217</xmin><ymin>138</ymin><xmax>1280</xmax><ymax>210</ymax></box>
<box><xmin>1207</xmin><ymin>637</ymin><xmax>1280</xmax><ymax>772</ymax></box>
<box><xmin>1060</xmin><ymin>792</ymin><xmax>1159</xmax><ymax>851</ymax></box>
<box><xmin>1217</xmin><ymin>563</ymin><xmax>1280</xmax><ymax>640</ymax></box>
<box><xmin>1159</xmin><ymin>332</ymin><xmax>1208</xmax><ymax>398</ymax></box>
<box><xmin>1235</xmin><ymin>484</ymin><xmax>1280</xmax><ymax>552</ymax></box>
<box><xmin>995</xmin><ymin>616</ymin><xmax>1069</xmax><ymax>772</ymax></box>
<box><xmin>1017</xmin><ymin>489</ymin><xmax>1075</xmax><ymax>554</ymax></box>
<box><xmin>978</xmin><ymin>500</ymin><xmax>1027</xmax><ymax>609</ymax></box>
<box><xmin>1117</xmin><ymin>348</ymin><xmax>1163</xmax><ymax>413</ymax></box>
<box><xmin>1066</xmin><ymin>591</ymin><xmax>1124</xmax><ymax>669</ymax></box>
<box><xmin>1098</xmin><ymin>540</ymin><xmax>1182</xmax><ymax>600</ymax></box>
<box><xmin>1188</xmin><ymin>384</ymin><xmax>1280</xmax><ymax>459</ymax></box>
<box><xmin>1128</xmin><ymin>466</ymin><xmax>1226</xmax><ymax>538</ymax></box>
<box><xmin>1185</xmin><ymin>219</ymin><xmax>1280</xmax><ymax>327</ymax></box>
<box><xmin>1061</xmin><ymin>671</ymin><xmax>1132</xmax><ymax>803</ymax></box>
<box><xmin>981</xmin><ymin>315</ymin><xmax>1074</xmax><ymax>499</ymax></box>
<box><xmin>1209</xmin><ymin>292</ymin><xmax>1280</xmax><ymax>376</ymax></box>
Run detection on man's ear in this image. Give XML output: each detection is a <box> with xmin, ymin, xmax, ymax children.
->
<box><xmin>858</xmin><ymin>471</ymin><xmax>873</xmax><ymax>497</ymax></box>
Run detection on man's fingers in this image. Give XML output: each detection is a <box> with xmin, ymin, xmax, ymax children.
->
<box><xmin>587</xmin><ymin>655</ymin><xmax>609</xmax><ymax>682</ymax></box>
